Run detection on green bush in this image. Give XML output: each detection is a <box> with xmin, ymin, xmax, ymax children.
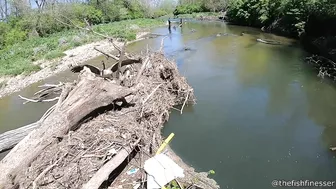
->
<box><xmin>226</xmin><ymin>0</ymin><xmax>336</xmax><ymax>37</ymax></box>
<box><xmin>70</xmin><ymin>4</ymin><xmax>103</xmax><ymax>25</ymax></box>
<box><xmin>4</xmin><ymin>28</ymin><xmax>28</xmax><ymax>46</ymax></box>
<box><xmin>153</xmin><ymin>9</ymin><xmax>168</xmax><ymax>18</ymax></box>
<box><xmin>173</xmin><ymin>4</ymin><xmax>209</xmax><ymax>15</ymax></box>
<box><xmin>0</xmin><ymin>22</ymin><xmax>10</xmax><ymax>49</ymax></box>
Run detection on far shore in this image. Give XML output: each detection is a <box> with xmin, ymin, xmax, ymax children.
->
<box><xmin>0</xmin><ymin>32</ymin><xmax>150</xmax><ymax>99</ymax></box>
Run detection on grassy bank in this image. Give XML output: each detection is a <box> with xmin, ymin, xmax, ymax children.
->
<box><xmin>0</xmin><ymin>18</ymin><xmax>163</xmax><ymax>76</ymax></box>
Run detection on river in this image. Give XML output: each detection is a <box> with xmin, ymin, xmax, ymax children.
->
<box><xmin>1</xmin><ymin>21</ymin><xmax>336</xmax><ymax>188</ymax></box>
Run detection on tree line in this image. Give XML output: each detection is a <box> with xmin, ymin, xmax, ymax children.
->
<box><xmin>0</xmin><ymin>0</ymin><xmax>176</xmax><ymax>49</ymax></box>
<box><xmin>225</xmin><ymin>0</ymin><xmax>336</xmax><ymax>38</ymax></box>
<box><xmin>1</xmin><ymin>0</ymin><xmax>335</xmax><ymax>53</ymax></box>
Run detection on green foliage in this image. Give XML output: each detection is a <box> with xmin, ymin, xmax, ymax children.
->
<box><xmin>0</xmin><ymin>57</ymin><xmax>41</xmax><ymax>76</ymax></box>
<box><xmin>226</xmin><ymin>0</ymin><xmax>336</xmax><ymax>37</ymax></box>
<box><xmin>0</xmin><ymin>22</ymin><xmax>10</xmax><ymax>49</ymax></box>
<box><xmin>165</xmin><ymin>180</ymin><xmax>183</xmax><ymax>189</ymax></box>
<box><xmin>226</xmin><ymin>0</ymin><xmax>267</xmax><ymax>26</ymax></box>
<box><xmin>78</xmin><ymin>4</ymin><xmax>103</xmax><ymax>25</ymax></box>
<box><xmin>174</xmin><ymin>4</ymin><xmax>209</xmax><ymax>15</ymax></box>
<box><xmin>90</xmin><ymin>0</ymin><xmax>147</xmax><ymax>22</ymax></box>
<box><xmin>4</xmin><ymin>28</ymin><xmax>27</xmax><ymax>46</ymax></box>
<box><xmin>208</xmin><ymin>170</ymin><xmax>216</xmax><ymax>175</ymax></box>
<box><xmin>153</xmin><ymin>9</ymin><xmax>169</xmax><ymax>18</ymax></box>
<box><xmin>0</xmin><ymin>19</ymin><xmax>163</xmax><ymax>76</ymax></box>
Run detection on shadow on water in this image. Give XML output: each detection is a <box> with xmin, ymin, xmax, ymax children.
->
<box><xmin>1</xmin><ymin>21</ymin><xmax>336</xmax><ymax>188</ymax></box>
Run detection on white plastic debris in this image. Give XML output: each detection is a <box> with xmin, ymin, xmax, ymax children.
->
<box><xmin>144</xmin><ymin>153</ymin><xmax>184</xmax><ymax>189</ymax></box>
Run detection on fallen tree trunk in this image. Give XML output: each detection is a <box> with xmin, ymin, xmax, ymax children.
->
<box><xmin>0</xmin><ymin>75</ymin><xmax>134</xmax><ymax>188</ymax></box>
<box><xmin>0</xmin><ymin>96</ymin><xmax>58</xmax><ymax>153</ymax></box>
<box><xmin>0</xmin><ymin>122</ymin><xmax>40</xmax><ymax>153</ymax></box>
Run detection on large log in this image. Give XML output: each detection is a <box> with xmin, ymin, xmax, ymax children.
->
<box><xmin>0</xmin><ymin>74</ymin><xmax>135</xmax><ymax>188</ymax></box>
<box><xmin>0</xmin><ymin>101</ymin><xmax>56</xmax><ymax>153</ymax></box>
<box><xmin>0</xmin><ymin>122</ymin><xmax>40</xmax><ymax>153</ymax></box>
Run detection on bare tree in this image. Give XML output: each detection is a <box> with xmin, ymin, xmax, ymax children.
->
<box><xmin>0</xmin><ymin>0</ymin><xmax>9</xmax><ymax>20</ymax></box>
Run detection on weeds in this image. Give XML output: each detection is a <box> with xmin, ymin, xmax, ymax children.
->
<box><xmin>45</xmin><ymin>50</ymin><xmax>66</xmax><ymax>60</ymax></box>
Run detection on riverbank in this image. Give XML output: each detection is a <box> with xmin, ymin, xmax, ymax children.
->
<box><xmin>0</xmin><ymin>19</ymin><xmax>165</xmax><ymax>98</ymax></box>
<box><xmin>0</xmin><ymin>33</ymin><xmax>146</xmax><ymax>98</ymax></box>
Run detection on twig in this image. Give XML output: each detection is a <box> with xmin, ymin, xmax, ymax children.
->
<box><xmin>143</xmin><ymin>83</ymin><xmax>164</xmax><ymax>104</ymax></box>
<box><xmin>38</xmin><ymin>82</ymin><xmax>63</xmax><ymax>88</ymax></box>
<box><xmin>93</xmin><ymin>47</ymin><xmax>120</xmax><ymax>61</ymax></box>
<box><xmin>176</xmin><ymin>179</ymin><xmax>184</xmax><ymax>189</ymax></box>
<box><xmin>72</xmin><ymin>140</ymin><xmax>99</xmax><ymax>162</ymax></box>
<box><xmin>160</xmin><ymin>36</ymin><xmax>168</xmax><ymax>52</ymax></box>
<box><xmin>40</xmin><ymin>104</ymin><xmax>57</xmax><ymax>121</ymax></box>
<box><xmin>32</xmin><ymin>153</ymin><xmax>67</xmax><ymax>189</ymax></box>
<box><xmin>118</xmin><ymin>42</ymin><xmax>127</xmax><ymax>79</ymax></box>
<box><xmin>180</xmin><ymin>91</ymin><xmax>190</xmax><ymax>114</ymax></box>
<box><xmin>18</xmin><ymin>95</ymin><xmax>59</xmax><ymax>104</ymax></box>
<box><xmin>34</xmin><ymin>86</ymin><xmax>54</xmax><ymax>96</ymax></box>
<box><xmin>171</xmin><ymin>106</ymin><xmax>180</xmax><ymax>112</ymax></box>
<box><xmin>81</xmin><ymin>154</ymin><xmax>105</xmax><ymax>158</ymax></box>
<box><xmin>135</xmin><ymin>57</ymin><xmax>150</xmax><ymax>84</ymax></box>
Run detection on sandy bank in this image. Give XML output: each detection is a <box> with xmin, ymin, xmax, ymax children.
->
<box><xmin>0</xmin><ymin>32</ymin><xmax>149</xmax><ymax>99</ymax></box>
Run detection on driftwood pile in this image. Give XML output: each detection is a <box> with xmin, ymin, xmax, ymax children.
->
<box><xmin>306</xmin><ymin>55</ymin><xmax>336</xmax><ymax>80</ymax></box>
<box><xmin>0</xmin><ymin>39</ymin><xmax>220</xmax><ymax>189</ymax></box>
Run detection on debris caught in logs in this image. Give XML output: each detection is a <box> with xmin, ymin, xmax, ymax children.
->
<box><xmin>306</xmin><ymin>55</ymin><xmax>336</xmax><ymax>80</ymax></box>
<box><xmin>0</xmin><ymin>34</ymin><xmax>219</xmax><ymax>189</ymax></box>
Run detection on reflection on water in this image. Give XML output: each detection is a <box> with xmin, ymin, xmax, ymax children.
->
<box><xmin>0</xmin><ymin>21</ymin><xmax>336</xmax><ymax>188</ymax></box>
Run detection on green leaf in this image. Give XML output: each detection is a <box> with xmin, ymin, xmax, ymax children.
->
<box><xmin>208</xmin><ymin>170</ymin><xmax>216</xmax><ymax>175</ymax></box>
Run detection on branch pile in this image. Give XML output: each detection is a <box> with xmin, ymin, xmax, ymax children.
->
<box><xmin>306</xmin><ymin>55</ymin><xmax>336</xmax><ymax>80</ymax></box>
<box><xmin>0</xmin><ymin>39</ymin><xmax>219</xmax><ymax>189</ymax></box>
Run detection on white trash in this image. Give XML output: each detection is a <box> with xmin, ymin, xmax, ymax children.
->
<box><xmin>144</xmin><ymin>153</ymin><xmax>184</xmax><ymax>189</ymax></box>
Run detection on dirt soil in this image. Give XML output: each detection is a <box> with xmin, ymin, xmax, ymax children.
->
<box><xmin>0</xmin><ymin>32</ymin><xmax>148</xmax><ymax>99</ymax></box>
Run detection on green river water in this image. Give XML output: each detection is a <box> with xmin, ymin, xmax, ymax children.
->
<box><xmin>1</xmin><ymin>21</ymin><xmax>336</xmax><ymax>188</ymax></box>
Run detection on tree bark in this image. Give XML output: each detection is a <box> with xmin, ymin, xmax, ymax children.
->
<box><xmin>0</xmin><ymin>75</ymin><xmax>135</xmax><ymax>188</ymax></box>
<box><xmin>0</xmin><ymin>122</ymin><xmax>40</xmax><ymax>153</ymax></box>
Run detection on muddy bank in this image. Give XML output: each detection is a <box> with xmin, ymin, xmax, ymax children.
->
<box><xmin>0</xmin><ymin>32</ymin><xmax>149</xmax><ymax>99</ymax></box>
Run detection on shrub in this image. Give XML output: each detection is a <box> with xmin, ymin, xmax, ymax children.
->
<box><xmin>4</xmin><ymin>28</ymin><xmax>28</xmax><ymax>46</ymax></box>
<box><xmin>0</xmin><ymin>22</ymin><xmax>10</xmax><ymax>49</ymax></box>
<box><xmin>173</xmin><ymin>4</ymin><xmax>209</xmax><ymax>15</ymax></box>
